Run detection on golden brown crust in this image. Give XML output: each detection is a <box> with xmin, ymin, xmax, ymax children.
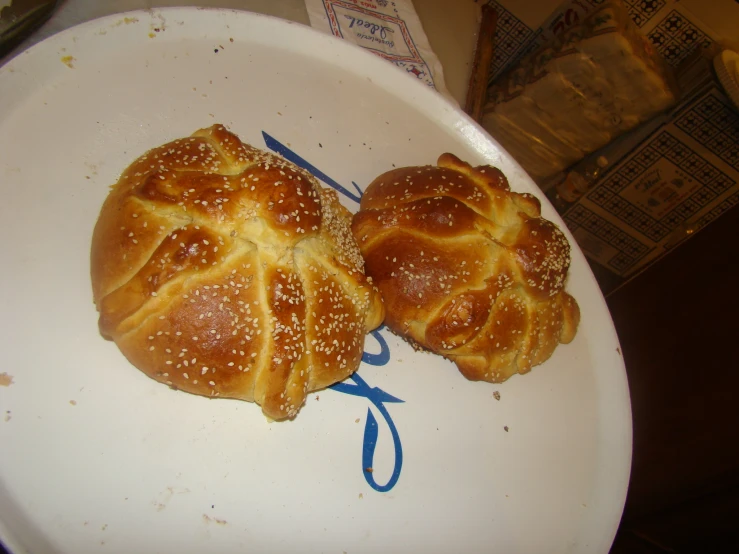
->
<box><xmin>91</xmin><ymin>125</ymin><xmax>384</xmax><ymax>420</ymax></box>
<box><xmin>352</xmin><ymin>153</ymin><xmax>579</xmax><ymax>383</ymax></box>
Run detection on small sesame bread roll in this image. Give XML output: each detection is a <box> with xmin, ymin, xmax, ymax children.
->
<box><xmin>351</xmin><ymin>153</ymin><xmax>579</xmax><ymax>383</ymax></box>
<box><xmin>91</xmin><ymin>125</ymin><xmax>384</xmax><ymax>420</ymax></box>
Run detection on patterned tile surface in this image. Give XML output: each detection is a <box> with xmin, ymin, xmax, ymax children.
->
<box><xmin>647</xmin><ymin>9</ymin><xmax>713</xmax><ymax>67</ymax></box>
<box><xmin>675</xmin><ymin>94</ymin><xmax>739</xmax><ymax>171</ymax></box>
<box><xmin>481</xmin><ymin>1</ymin><xmax>733</xmax><ymax>279</ymax></box>
<box><xmin>564</xmin><ymin>205</ymin><xmax>650</xmax><ymax>272</ymax></box>
<box><xmin>623</xmin><ymin>0</ymin><xmax>667</xmax><ymax>27</ymax></box>
<box><xmin>485</xmin><ymin>1</ymin><xmax>535</xmax><ymax>83</ymax></box>
<box><xmin>564</xmin><ymin>113</ymin><xmax>737</xmax><ymax>274</ymax></box>
<box><xmin>486</xmin><ymin>0</ymin><xmax>716</xmax><ymax>78</ymax></box>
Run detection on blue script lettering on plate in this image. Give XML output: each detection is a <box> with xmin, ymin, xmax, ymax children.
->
<box><xmin>362</xmin><ymin>325</ymin><xmax>391</xmax><ymax>366</ymax></box>
<box><xmin>262</xmin><ymin>132</ymin><xmax>363</xmax><ymax>204</ymax></box>
<box><xmin>261</xmin><ymin>133</ymin><xmax>403</xmax><ymax>492</ymax></box>
<box><xmin>331</xmin><ymin>372</ymin><xmax>404</xmax><ymax>492</ymax></box>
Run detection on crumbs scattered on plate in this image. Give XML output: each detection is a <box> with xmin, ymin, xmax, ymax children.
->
<box><xmin>0</xmin><ymin>373</ymin><xmax>14</xmax><ymax>387</ymax></box>
<box><xmin>202</xmin><ymin>514</ymin><xmax>227</xmax><ymax>525</ymax></box>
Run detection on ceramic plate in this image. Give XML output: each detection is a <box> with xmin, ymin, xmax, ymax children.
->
<box><xmin>0</xmin><ymin>8</ymin><xmax>631</xmax><ymax>554</ymax></box>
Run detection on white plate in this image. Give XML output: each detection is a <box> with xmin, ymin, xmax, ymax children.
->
<box><xmin>714</xmin><ymin>49</ymin><xmax>739</xmax><ymax>110</ymax></box>
<box><xmin>0</xmin><ymin>8</ymin><xmax>631</xmax><ymax>554</ymax></box>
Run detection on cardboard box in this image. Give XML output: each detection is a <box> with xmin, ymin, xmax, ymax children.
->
<box><xmin>556</xmin><ymin>57</ymin><xmax>739</xmax><ymax>292</ymax></box>
<box><xmin>483</xmin><ymin>0</ymin><xmax>739</xmax><ymax>293</ymax></box>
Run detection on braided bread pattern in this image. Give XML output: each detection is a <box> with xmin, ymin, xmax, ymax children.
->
<box><xmin>91</xmin><ymin>125</ymin><xmax>384</xmax><ymax>420</ymax></box>
<box><xmin>352</xmin><ymin>154</ymin><xmax>579</xmax><ymax>382</ymax></box>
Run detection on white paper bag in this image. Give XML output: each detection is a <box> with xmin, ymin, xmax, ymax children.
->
<box><xmin>305</xmin><ymin>0</ymin><xmax>456</xmax><ymax>104</ymax></box>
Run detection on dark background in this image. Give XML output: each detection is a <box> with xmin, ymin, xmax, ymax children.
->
<box><xmin>608</xmin><ymin>205</ymin><xmax>739</xmax><ymax>553</ymax></box>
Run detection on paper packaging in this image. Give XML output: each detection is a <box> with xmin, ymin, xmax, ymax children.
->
<box><xmin>557</xmin><ymin>48</ymin><xmax>739</xmax><ymax>293</ymax></box>
<box><xmin>482</xmin><ymin>0</ymin><xmax>678</xmax><ymax>182</ymax></box>
<box><xmin>305</xmin><ymin>0</ymin><xmax>455</xmax><ymax>104</ymax></box>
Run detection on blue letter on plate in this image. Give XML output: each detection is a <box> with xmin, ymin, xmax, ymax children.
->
<box><xmin>262</xmin><ymin>133</ymin><xmax>403</xmax><ymax>493</ymax></box>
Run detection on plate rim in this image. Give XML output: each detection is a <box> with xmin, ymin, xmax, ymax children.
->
<box><xmin>0</xmin><ymin>6</ymin><xmax>632</xmax><ymax>554</ymax></box>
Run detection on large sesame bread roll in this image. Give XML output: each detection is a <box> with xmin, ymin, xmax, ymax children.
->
<box><xmin>91</xmin><ymin>125</ymin><xmax>384</xmax><ymax>420</ymax></box>
<box><xmin>351</xmin><ymin>153</ymin><xmax>579</xmax><ymax>383</ymax></box>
